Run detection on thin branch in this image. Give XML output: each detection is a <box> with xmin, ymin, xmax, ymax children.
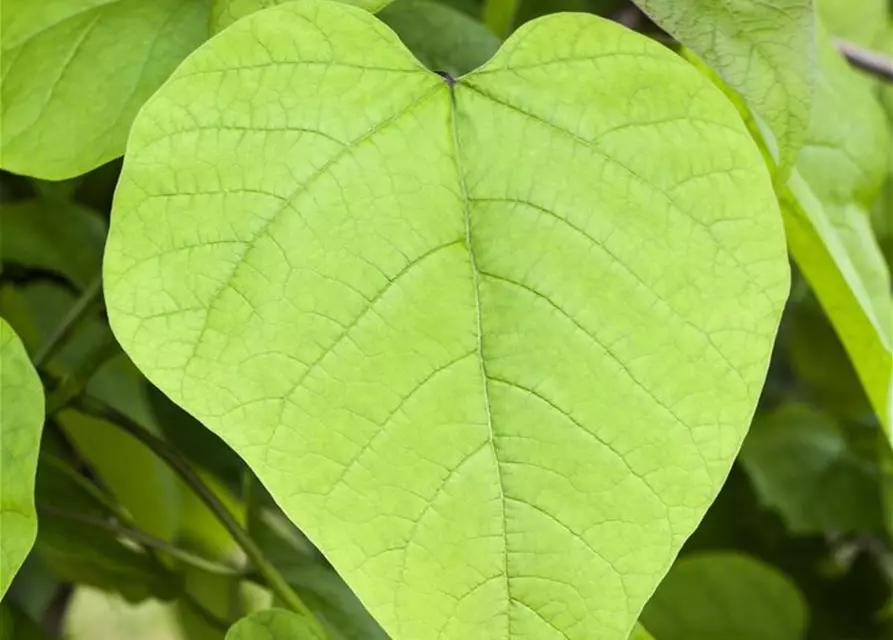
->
<box><xmin>38</xmin><ymin>505</ymin><xmax>244</xmax><ymax>577</ymax></box>
<box><xmin>833</xmin><ymin>38</ymin><xmax>893</xmax><ymax>82</ymax></box>
<box><xmin>33</xmin><ymin>275</ymin><xmax>103</xmax><ymax>368</ymax></box>
<box><xmin>72</xmin><ymin>395</ymin><xmax>325</xmax><ymax>634</ymax></box>
<box><xmin>44</xmin><ymin>333</ymin><xmax>119</xmax><ymax>416</ymax></box>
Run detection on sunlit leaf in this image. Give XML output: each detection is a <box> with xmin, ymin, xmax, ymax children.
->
<box><xmin>633</xmin><ymin>0</ymin><xmax>815</xmax><ymax>173</ymax></box>
<box><xmin>740</xmin><ymin>404</ymin><xmax>884</xmax><ymax>534</ymax></box>
<box><xmin>226</xmin><ymin>609</ymin><xmax>327</xmax><ymax>640</ymax></box>
<box><xmin>642</xmin><ymin>553</ymin><xmax>808</xmax><ymax>639</ymax></box>
<box><xmin>104</xmin><ymin>3</ymin><xmax>788</xmax><ymax>637</ymax></box>
<box><xmin>0</xmin><ymin>318</ymin><xmax>44</xmax><ymax>599</ymax></box>
<box><xmin>0</xmin><ymin>0</ymin><xmax>210</xmax><ymax>179</ymax></box>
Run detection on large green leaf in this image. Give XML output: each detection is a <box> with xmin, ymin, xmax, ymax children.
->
<box><xmin>0</xmin><ymin>319</ymin><xmax>44</xmax><ymax>599</ymax></box>
<box><xmin>226</xmin><ymin>609</ymin><xmax>327</xmax><ymax>640</ymax></box>
<box><xmin>104</xmin><ymin>3</ymin><xmax>788</xmax><ymax>638</ymax></box>
<box><xmin>740</xmin><ymin>404</ymin><xmax>884</xmax><ymax>534</ymax></box>
<box><xmin>633</xmin><ymin>0</ymin><xmax>815</xmax><ymax>174</ymax></box>
<box><xmin>0</xmin><ymin>0</ymin><xmax>210</xmax><ymax>180</ymax></box>
<box><xmin>641</xmin><ymin>553</ymin><xmax>808</xmax><ymax>639</ymax></box>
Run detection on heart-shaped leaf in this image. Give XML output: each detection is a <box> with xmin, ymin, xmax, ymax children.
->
<box><xmin>104</xmin><ymin>2</ymin><xmax>789</xmax><ymax>638</ymax></box>
<box><xmin>0</xmin><ymin>318</ymin><xmax>44</xmax><ymax>598</ymax></box>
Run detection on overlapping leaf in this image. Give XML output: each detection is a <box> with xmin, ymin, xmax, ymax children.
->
<box><xmin>0</xmin><ymin>0</ymin><xmax>211</xmax><ymax>179</ymax></box>
<box><xmin>633</xmin><ymin>0</ymin><xmax>815</xmax><ymax>174</ymax></box>
<box><xmin>740</xmin><ymin>404</ymin><xmax>884</xmax><ymax>534</ymax></box>
<box><xmin>642</xmin><ymin>553</ymin><xmax>808</xmax><ymax>639</ymax></box>
<box><xmin>780</xmin><ymin>24</ymin><xmax>893</xmax><ymax>433</ymax></box>
<box><xmin>0</xmin><ymin>319</ymin><xmax>44</xmax><ymax>598</ymax></box>
<box><xmin>104</xmin><ymin>2</ymin><xmax>788</xmax><ymax>638</ymax></box>
<box><xmin>227</xmin><ymin>609</ymin><xmax>327</xmax><ymax>640</ymax></box>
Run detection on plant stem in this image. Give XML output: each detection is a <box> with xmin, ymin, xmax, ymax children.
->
<box><xmin>44</xmin><ymin>334</ymin><xmax>119</xmax><ymax>416</ymax></box>
<box><xmin>33</xmin><ymin>275</ymin><xmax>103</xmax><ymax>368</ymax></box>
<box><xmin>72</xmin><ymin>394</ymin><xmax>325</xmax><ymax>634</ymax></box>
<box><xmin>832</xmin><ymin>38</ymin><xmax>893</xmax><ymax>82</ymax></box>
<box><xmin>38</xmin><ymin>505</ymin><xmax>243</xmax><ymax>577</ymax></box>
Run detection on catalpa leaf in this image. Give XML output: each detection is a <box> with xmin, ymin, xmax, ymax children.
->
<box><xmin>642</xmin><ymin>553</ymin><xmax>808</xmax><ymax>640</ymax></box>
<box><xmin>633</xmin><ymin>0</ymin><xmax>815</xmax><ymax>174</ymax></box>
<box><xmin>104</xmin><ymin>3</ymin><xmax>788</xmax><ymax>638</ymax></box>
<box><xmin>227</xmin><ymin>609</ymin><xmax>328</xmax><ymax>640</ymax></box>
<box><xmin>0</xmin><ymin>0</ymin><xmax>210</xmax><ymax>180</ymax></box>
<box><xmin>0</xmin><ymin>318</ymin><xmax>44</xmax><ymax>599</ymax></box>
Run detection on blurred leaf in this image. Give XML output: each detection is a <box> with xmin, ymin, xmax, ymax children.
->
<box><xmin>209</xmin><ymin>0</ymin><xmax>394</xmax><ymax>34</ymax></box>
<box><xmin>779</xmin><ymin>23</ymin><xmax>893</xmax><ymax>434</ymax></box>
<box><xmin>0</xmin><ymin>319</ymin><xmax>44</xmax><ymax>599</ymax></box>
<box><xmin>515</xmin><ymin>0</ymin><xmax>624</xmax><ymax>25</ymax></box>
<box><xmin>786</xmin><ymin>295</ymin><xmax>875</xmax><ymax>421</ymax></box>
<box><xmin>740</xmin><ymin>404</ymin><xmax>885</xmax><ymax>534</ymax></box>
<box><xmin>380</xmin><ymin>0</ymin><xmax>500</xmax><ymax>76</ymax></box>
<box><xmin>63</xmin><ymin>586</ymin><xmax>189</xmax><ymax>640</ymax></box>
<box><xmin>0</xmin><ymin>602</ymin><xmax>50</xmax><ymax>640</ymax></box>
<box><xmin>35</xmin><ymin>516</ymin><xmax>180</xmax><ymax>603</ymax></box>
<box><xmin>35</xmin><ymin>453</ymin><xmax>116</xmax><ymax>520</ymax></box>
<box><xmin>642</xmin><ymin>552</ymin><xmax>808</xmax><ymax>640</ymax></box>
<box><xmin>225</xmin><ymin>609</ymin><xmax>327</xmax><ymax>640</ymax></box>
<box><xmin>817</xmin><ymin>0</ymin><xmax>889</xmax><ymax>49</ymax></box>
<box><xmin>482</xmin><ymin>0</ymin><xmax>519</xmax><ymax>36</ymax></box>
<box><xmin>0</xmin><ymin>0</ymin><xmax>210</xmax><ymax>179</ymax></box>
<box><xmin>0</xmin><ymin>200</ymin><xmax>105</xmax><ymax>290</ymax></box>
<box><xmin>633</xmin><ymin>0</ymin><xmax>815</xmax><ymax>173</ymax></box>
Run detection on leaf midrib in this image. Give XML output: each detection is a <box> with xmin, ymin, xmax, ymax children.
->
<box><xmin>448</xmin><ymin>80</ymin><xmax>512</xmax><ymax>638</ymax></box>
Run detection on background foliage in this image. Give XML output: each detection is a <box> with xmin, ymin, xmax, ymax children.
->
<box><xmin>1</xmin><ymin>0</ymin><xmax>892</xmax><ymax>638</ymax></box>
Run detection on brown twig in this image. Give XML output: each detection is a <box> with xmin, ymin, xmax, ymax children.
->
<box><xmin>832</xmin><ymin>38</ymin><xmax>893</xmax><ymax>82</ymax></box>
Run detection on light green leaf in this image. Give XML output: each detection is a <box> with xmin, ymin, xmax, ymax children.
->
<box><xmin>380</xmin><ymin>0</ymin><xmax>501</xmax><ymax>77</ymax></box>
<box><xmin>740</xmin><ymin>404</ymin><xmax>884</xmax><ymax>534</ymax></box>
<box><xmin>0</xmin><ymin>199</ymin><xmax>106</xmax><ymax>289</ymax></box>
<box><xmin>104</xmin><ymin>3</ymin><xmax>788</xmax><ymax>638</ymax></box>
<box><xmin>63</xmin><ymin>586</ymin><xmax>189</xmax><ymax>640</ymax></box>
<box><xmin>633</xmin><ymin>0</ymin><xmax>815</xmax><ymax>173</ymax></box>
<box><xmin>0</xmin><ymin>0</ymin><xmax>210</xmax><ymax>180</ymax></box>
<box><xmin>226</xmin><ymin>609</ymin><xmax>327</xmax><ymax>640</ymax></box>
<box><xmin>641</xmin><ymin>553</ymin><xmax>808</xmax><ymax>640</ymax></box>
<box><xmin>0</xmin><ymin>318</ymin><xmax>44</xmax><ymax>599</ymax></box>
<box><xmin>210</xmin><ymin>0</ymin><xmax>394</xmax><ymax>33</ymax></box>
<box><xmin>780</xmin><ymin>24</ymin><xmax>893</xmax><ymax>433</ymax></box>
